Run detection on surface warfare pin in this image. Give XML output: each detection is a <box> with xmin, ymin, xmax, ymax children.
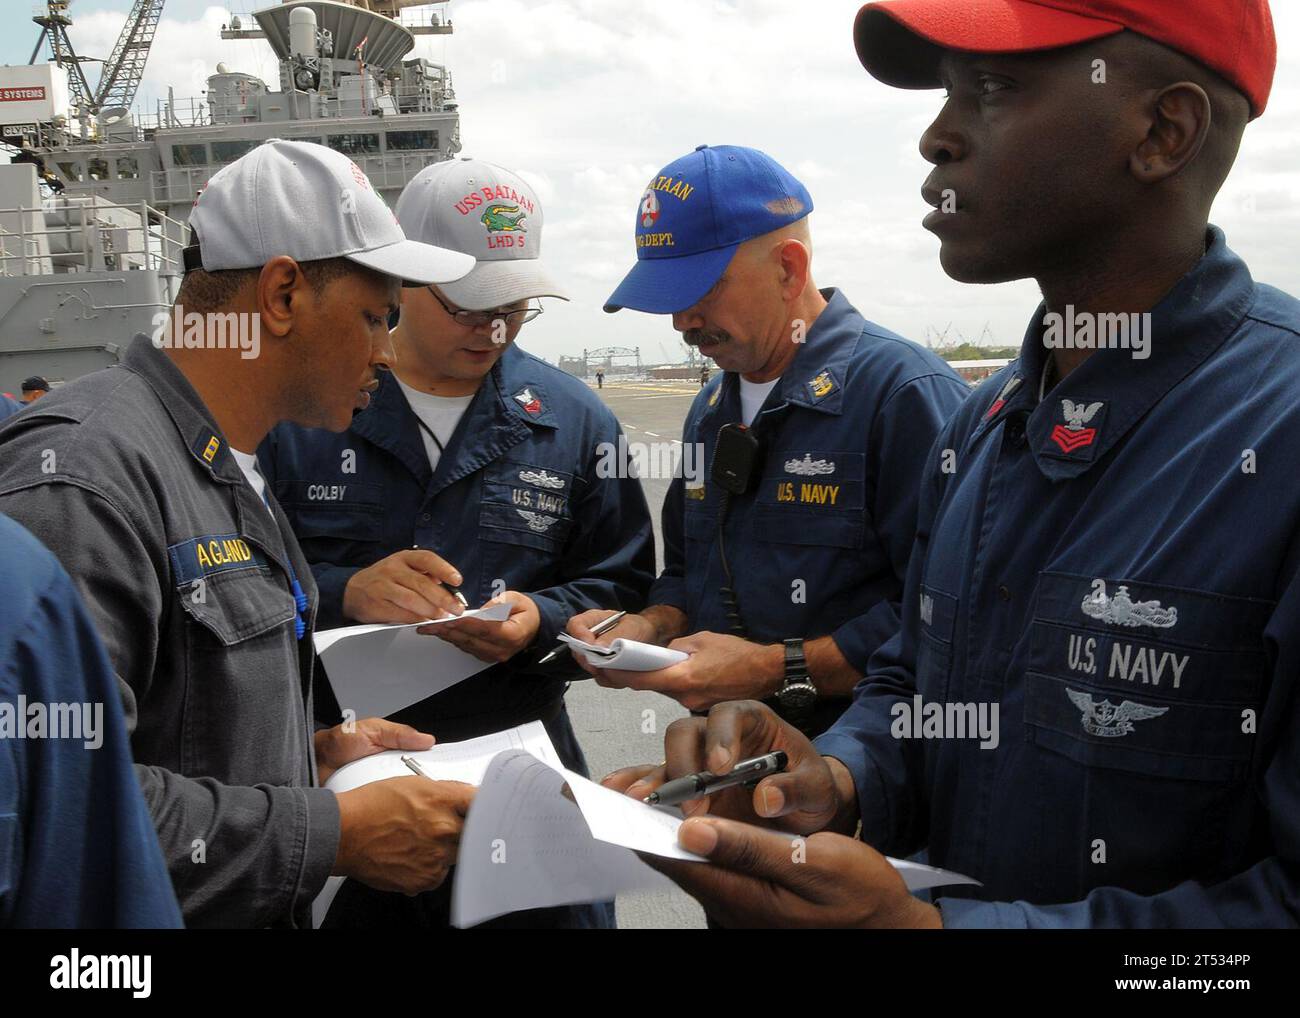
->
<box><xmin>1050</xmin><ymin>398</ymin><xmax>1105</xmax><ymax>454</ymax></box>
<box><xmin>513</xmin><ymin>387</ymin><xmax>543</xmax><ymax>415</ymax></box>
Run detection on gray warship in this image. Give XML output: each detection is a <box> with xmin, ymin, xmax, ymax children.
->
<box><xmin>0</xmin><ymin>0</ymin><xmax>461</xmax><ymax>394</ymax></box>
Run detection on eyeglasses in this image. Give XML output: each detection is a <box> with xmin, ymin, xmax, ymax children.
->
<box><xmin>427</xmin><ymin>287</ymin><xmax>543</xmax><ymax>328</ymax></box>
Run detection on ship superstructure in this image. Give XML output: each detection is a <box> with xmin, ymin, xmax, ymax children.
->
<box><xmin>0</xmin><ymin>0</ymin><xmax>460</xmax><ymax>391</ymax></box>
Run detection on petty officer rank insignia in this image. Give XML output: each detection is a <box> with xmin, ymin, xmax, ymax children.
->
<box><xmin>513</xmin><ymin>387</ymin><xmax>543</xmax><ymax>416</ymax></box>
<box><xmin>1048</xmin><ymin>398</ymin><xmax>1107</xmax><ymax>456</ymax></box>
<box><xmin>807</xmin><ymin>370</ymin><xmax>836</xmax><ymax>401</ymax></box>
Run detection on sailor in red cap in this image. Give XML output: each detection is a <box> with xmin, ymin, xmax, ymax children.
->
<box><xmin>608</xmin><ymin>1</ymin><xmax>1300</xmax><ymax>929</ymax></box>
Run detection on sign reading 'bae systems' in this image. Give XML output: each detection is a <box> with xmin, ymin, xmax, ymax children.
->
<box><xmin>0</xmin><ymin>86</ymin><xmax>46</xmax><ymax>102</ymax></box>
<box><xmin>0</xmin><ymin>64</ymin><xmax>70</xmax><ymax>125</ymax></box>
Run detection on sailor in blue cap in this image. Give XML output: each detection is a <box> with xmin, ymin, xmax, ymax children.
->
<box><xmin>570</xmin><ymin>145</ymin><xmax>969</xmax><ymax>735</ymax></box>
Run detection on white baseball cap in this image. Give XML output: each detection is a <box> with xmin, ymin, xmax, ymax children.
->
<box><xmin>186</xmin><ymin>139</ymin><xmax>474</xmax><ymax>286</ymax></box>
<box><xmin>394</xmin><ymin>157</ymin><xmax>568</xmax><ymax>309</ymax></box>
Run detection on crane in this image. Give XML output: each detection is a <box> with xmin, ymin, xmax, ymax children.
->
<box><xmin>29</xmin><ymin>1</ymin><xmax>96</xmax><ymax>112</ymax></box>
<box><xmin>94</xmin><ymin>0</ymin><xmax>166</xmax><ymax>113</ymax></box>
<box><xmin>29</xmin><ymin>0</ymin><xmax>166</xmax><ymax>116</ymax></box>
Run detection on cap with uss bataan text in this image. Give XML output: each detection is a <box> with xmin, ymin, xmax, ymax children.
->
<box><xmin>853</xmin><ymin>0</ymin><xmax>1276</xmax><ymax>119</ymax></box>
<box><xmin>604</xmin><ymin>145</ymin><xmax>814</xmax><ymax>315</ymax></box>
<box><xmin>185</xmin><ymin>139</ymin><xmax>475</xmax><ymax>286</ymax></box>
<box><xmin>395</xmin><ymin>157</ymin><xmax>568</xmax><ymax>310</ymax></box>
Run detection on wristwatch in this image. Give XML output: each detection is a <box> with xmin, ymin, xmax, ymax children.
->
<box><xmin>776</xmin><ymin>638</ymin><xmax>817</xmax><ymax>729</ymax></box>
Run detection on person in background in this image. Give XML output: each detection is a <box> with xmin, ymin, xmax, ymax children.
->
<box><xmin>20</xmin><ymin>377</ymin><xmax>49</xmax><ymax>403</ymax></box>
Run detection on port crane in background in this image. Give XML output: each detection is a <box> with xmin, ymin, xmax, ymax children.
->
<box><xmin>29</xmin><ymin>0</ymin><xmax>166</xmax><ymax>117</ymax></box>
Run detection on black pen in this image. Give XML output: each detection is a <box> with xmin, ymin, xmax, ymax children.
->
<box><xmin>643</xmin><ymin>751</ymin><xmax>789</xmax><ymax>807</ymax></box>
<box><xmin>537</xmin><ymin>610</ymin><xmax>627</xmax><ymax>666</ymax></box>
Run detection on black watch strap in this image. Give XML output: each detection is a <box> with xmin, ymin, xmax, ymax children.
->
<box><xmin>783</xmin><ymin>637</ymin><xmax>808</xmax><ymax>679</ymax></box>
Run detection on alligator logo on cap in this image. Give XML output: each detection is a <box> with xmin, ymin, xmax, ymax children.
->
<box><xmin>482</xmin><ymin>203</ymin><xmax>527</xmax><ymax>233</ymax></box>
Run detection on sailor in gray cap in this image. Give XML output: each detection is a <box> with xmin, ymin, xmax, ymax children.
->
<box><xmin>0</xmin><ymin>139</ymin><xmax>479</xmax><ymax>928</ymax></box>
<box><xmin>260</xmin><ymin>156</ymin><xmax>655</xmax><ymax>928</ymax></box>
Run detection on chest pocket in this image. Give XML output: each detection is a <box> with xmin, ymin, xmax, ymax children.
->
<box><xmin>479</xmin><ymin>460</ymin><xmax>577</xmax><ymax>551</ymax></box>
<box><xmin>1023</xmin><ymin>571</ymin><xmax>1268</xmax><ymax>784</ymax></box>
<box><xmin>916</xmin><ymin>585</ymin><xmax>959</xmax><ymax>700</ymax></box>
<box><xmin>174</xmin><ymin>564</ymin><xmax>296</xmax><ymax>644</ymax></box>
<box><xmin>753</xmin><ymin>450</ymin><xmax>865</xmax><ymax>548</ymax></box>
<box><xmin>168</xmin><ymin>542</ymin><xmax>303</xmax><ymax>782</ymax></box>
<box><xmin>276</xmin><ymin>480</ymin><xmax>385</xmax><ymax>544</ymax></box>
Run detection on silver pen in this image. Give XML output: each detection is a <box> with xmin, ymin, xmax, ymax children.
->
<box><xmin>537</xmin><ymin>610</ymin><xmax>627</xmax><ymax>666</ymax></box>
<box><xmin>402</xmin><ymin>754</ymin><xmax>431</xmax><ymax>779</ymax></box>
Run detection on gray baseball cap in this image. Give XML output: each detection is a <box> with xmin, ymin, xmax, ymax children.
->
<box><xmin>394</xmin><ymin>157</ymin><xmax>568</xmax><ymax>309</ymax></box>
<box><xmin>187</xmin><ymin>139</ymin><xmax>474</xmax><ymax>285</ymax></box>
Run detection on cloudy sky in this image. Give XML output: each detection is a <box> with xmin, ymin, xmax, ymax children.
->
<box><xmin>5</xmin><ymin>1</ymin><xmax>1299</xmax><ymax>364</ymax></box>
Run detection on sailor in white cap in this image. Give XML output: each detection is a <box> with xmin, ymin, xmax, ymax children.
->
<box><xmin>0</xmin><ymin>139</ymin><xmax>479</xmax><ymax>928</ymax></box>
<box><xmin>260</xmin><ymin>156</ymin><xmax>655</xmax><ymax>928</ymax></box>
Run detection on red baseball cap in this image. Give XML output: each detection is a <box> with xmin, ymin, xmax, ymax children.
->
<box><xmin>854</xmin><ymin>0</ymin><xmax>1276</xmax><ymax>118</ymax></box>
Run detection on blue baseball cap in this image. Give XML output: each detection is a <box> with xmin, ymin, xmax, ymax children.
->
<box><xmin>604</xmin><ymin>144</ymin><xmax>814</xmax><ymax>314</ymax></box>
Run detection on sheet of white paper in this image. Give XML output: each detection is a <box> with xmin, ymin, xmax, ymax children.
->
<box><xmin>312</xmin><ymin>722</ymin><xmax>560</xmax><ymax>928</ymax></box>
<box><xmin>556</xmin><ymin>633</ymin><xmax>688</xmax><ymax>671</ymax></box>
<box><xmin>561</xmin><ymin>765</ymin><xmax>702</xmax><ymax>862</ymax></box>
<box><xmin>312</xmin><ymin>602</ymin><xmax>511</xmax><ymax>718</ymax></box>
<box><xmin>887</xmin><ymin>858</ymin><xmax>982</xmax><ymax>892</ymax></box>
<box><xmin>448</xmin><ymin>753</ymin><xmax>980</xmax><ymax>927</ymax></box>
<box><xmin>322</xmin><ymin>719</ymin><xmax>560</xmax><ymax>794</ymax></box>
<box><xmin>451</xmin><ymin>750</ymin><xmax>678</xmax><ymax>928</ymax></box>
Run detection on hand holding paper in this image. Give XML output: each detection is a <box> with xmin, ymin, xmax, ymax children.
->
<box><xmin>422</xmin><ymin>590</ymin><xmax>542</xmax><ymax>664</ymax></box>
<box><xmin>313</xmin><ymin>601</ymin><xmax>511</xmax><ymax>719</ymax></box>
<box><xmin>641</xmin><ymin>815</ymin><xmax>976</xmax><ymax>929</ymax></box>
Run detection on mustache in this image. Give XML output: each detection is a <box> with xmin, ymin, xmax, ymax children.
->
<box><xmin>684</xmin><ymin>329</ymin><xmax>732</xmax><ymax>347</ymax></box>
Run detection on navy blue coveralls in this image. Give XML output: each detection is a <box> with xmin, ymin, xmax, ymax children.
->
<box><xmin>1</xmin><ymin>513</ymin><xmax>182</xmax><ymax>928</ymax></box>
<box><xmin>652</xmin><ymin>288</ymin><xmax>969</xmax><ymax>732</ymax></box>
<box><xmin>817</xmin><ymin>228</ymin><xmax>1300</xmax><ymax>927</ymax></box>
<box><xmin>260</xmin><ymin>342</ymin><xmax>655</xmax><ymax>927</ymax></box>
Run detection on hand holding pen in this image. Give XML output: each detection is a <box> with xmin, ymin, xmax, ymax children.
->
<box><xmin>643</xmin><ymin>751</ymin><xmax>789</xmax><ymax>807</ymax></box>
<box><xmin>538</xmin><ymin>609</ymin><xmax>627</xmax><ymax>665</ymax></box>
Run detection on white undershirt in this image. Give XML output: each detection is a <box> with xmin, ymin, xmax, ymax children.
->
<box><xmin>738</xmin><ymin>376</ymin><xmax>780</xmax><ymax>425</ymax></box>
<box><xmin>395</xmin><ymin>376</ymin><xmax>475</xmax><ymax>470</ymax></box>
<box><xmin>231</xmin><ymin>447</ymin><xmax>272</xmax><ymax>516</ymax></box>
